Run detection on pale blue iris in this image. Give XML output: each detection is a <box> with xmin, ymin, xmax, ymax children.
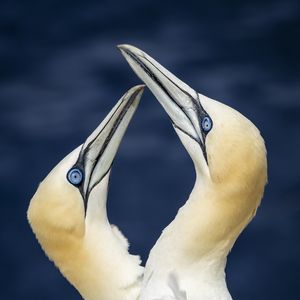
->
<box><xmin>67</xmin><ymin>168</ymin><xmax>83</xmax><ymax>185</ymax></box>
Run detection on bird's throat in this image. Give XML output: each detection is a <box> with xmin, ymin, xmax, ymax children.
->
<box><xmin>38</xmin><ymin>223</ymin><xmax>143</xmax><ymax>300</ymax></box>
<box><xmin>142</xmin><ymin>177</ymin><xmax>260</xmax><ymax>300</ymax></box>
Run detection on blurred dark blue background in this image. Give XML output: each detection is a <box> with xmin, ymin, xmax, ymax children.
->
<box><xmin>1</xmin><ymin>0</ymin><xmax>299</xmax><ymax>299</ymax></box>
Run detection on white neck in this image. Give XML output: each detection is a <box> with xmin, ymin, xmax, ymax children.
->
<box><xmin>40</xmin><ymin>174</ymin><xmax>144</xmax><ymax>300</ymax></box>
<box><xmin>141</xmin><ymin>171</ymin><xmax>257</xmax><ymax>300</ymax></box>
<box><xmin>74</xmin><ymin>218</ymin><xmax>143</xmax><ymax>300</ymax></box>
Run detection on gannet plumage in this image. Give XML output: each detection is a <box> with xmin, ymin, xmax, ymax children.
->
<box><xmin>119</xmin><ymin>45</ymin><xmax>268</xmax><ymax>300</ymax></box>
<box><xmin>27</xmin><ymin>85</ymin><xmax>145</xmax><ymax>300</ymax></box>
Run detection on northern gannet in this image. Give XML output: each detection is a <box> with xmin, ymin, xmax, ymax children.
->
<box><xmin>27</xmin><ymin>85</ymin><xmax>145</xmax><ymax>300</ymax></box>
<box><xmin>119</xmin><ymin>45</ymin><xmax>268</xmax><ymax>300</ymax></box>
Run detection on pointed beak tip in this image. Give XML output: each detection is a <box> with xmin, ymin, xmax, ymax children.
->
<box><xmin>135</xmin><ymin>84</ymin><xmax>146</xmax><ymax>92</ymax></box>
<box><xmin>123</xmin><ymin>84</ymin><xmax>145</xmax><ymax>108</ymax></box>
<box><xmin>127</xmin><ymin>84</ymin><xmax>145</xmax><ymax>96</ymax></box>
<box><xmin>117</xmin><ymin>44</ymin><xmax>125</xmax><ymax>49</ymax></box>
<box><xmin>133</xmin><ymin>84</ymin><xmax>145</xmax><ymax>104</ymax></box>
<box><xmin>117</xmin><ymin>44</ymin><xmax>130</xmax><ymax>53</ymax></box>
<box><xmin>117</xmin><ymin>44</ymin><xmax>142</xmax><ymax>57</ymax></box>
<box><xmin>117</xmin><ymin>43</ymin><xmax>133</xmax><ymax>48</ymax></box>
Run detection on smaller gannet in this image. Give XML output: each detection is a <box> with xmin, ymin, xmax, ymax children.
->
<box><xmin>119</xmin><ymin>45</ymin><xmax>268</xmax><ymax>300</ymax></box>
<box><xmin>27</xmin><ymin>85</ymin><xmax>145</xmax><ymax>300</ymax></box>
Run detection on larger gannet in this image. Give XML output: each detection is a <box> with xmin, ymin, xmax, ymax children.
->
<box><xmin>27</xmin><ymin>85</ymin><xmax>145</xmax><ymax>300</ymax></box>
<box><xmin>119</xmin><ymin>45</ymin><xmax>268</xmax><ymax>300</ymax></box>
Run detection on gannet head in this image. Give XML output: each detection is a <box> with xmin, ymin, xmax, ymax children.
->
<box><xmin>27</xmin><ymin>84</ymin><xmax>144</xmax><ymax>261</ymax></box>
<box><xmin>119</xmin><ymin>45</ymin><xmax>267</xmax><ymax>250</ymax></box>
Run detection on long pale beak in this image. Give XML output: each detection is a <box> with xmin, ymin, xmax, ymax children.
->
<box><xmin>71</xmin><ymin>85</ymin><xmax>144</xmax><ymax>210</ymax></box>
<box><xmin>118</xmin><ymin>45</ymin><xmax>210</xmax><ymax>153</ymax></box>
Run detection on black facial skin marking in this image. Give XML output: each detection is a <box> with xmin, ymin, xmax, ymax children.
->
<box><xmin>69</xmin><ymin>88</ymin><xmax>140</xmax><ymax>211</ymax></box>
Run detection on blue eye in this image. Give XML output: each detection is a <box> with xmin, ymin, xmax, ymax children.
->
<box><xmin>201</xmin><ymin>116</ymin><xmax>213</xmax><ymax>132</ymax></box>
<box><xmin>67</xmin><ymin>168</ymin><xmax>83</xmax><ymax>186</ymax></box>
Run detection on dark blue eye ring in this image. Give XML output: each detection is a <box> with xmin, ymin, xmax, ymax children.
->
<box><xmin>67</xmin><ymin>168</ymin><xmax>83</xmax><ymax>186</ymax></box>
<box><xmin>201</xmin><ymin>116</ymin><xmax>213</xmax><ymax>133</ymax></box>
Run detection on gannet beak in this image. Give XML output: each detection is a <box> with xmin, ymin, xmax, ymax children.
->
<box><xmin>118</xmin><ymin>44</ymin><xmax>210</xmax><ymax>160</ymax></box>
<box><xmin>69</xmin><ymin>85</ymin><xmax>144</xmax><ymax>211</ymax></box>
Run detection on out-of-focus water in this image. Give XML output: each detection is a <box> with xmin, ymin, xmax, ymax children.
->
<box><xmin>0</xmin><ymin>0</ymin><xmax>299</xmax><ymax>299</ymax></box>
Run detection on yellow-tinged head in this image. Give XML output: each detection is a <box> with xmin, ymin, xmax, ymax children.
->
<box><xmin>119</xmin><ymin>45</ymin><xmax>267</xmax><ymax>256</ymax></box>
<box><xmin>27</xmin><ymin>85</ymin><xmax>144</xmax><ymax>299</ymax></box>
<box><xmin>201</xmin><ymin>94</ymin><xmax>267</xmax><ymax>193</ymax></box>
<box><xmin>28</xmin><ymin>146</ymin><xmax>85</xmax><ymax>244</ymax></box>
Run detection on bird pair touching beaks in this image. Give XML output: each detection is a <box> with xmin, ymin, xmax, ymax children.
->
<box><xmin>27</xmin><ymin>45</ymin><xmax>267</xmax><ymax>300</ymax></box>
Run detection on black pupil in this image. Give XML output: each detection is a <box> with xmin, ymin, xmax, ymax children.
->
<box><xmin>67</xmin><ymin>168</ymin><xmax>83</xmax><ymax>186</ymax></box>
